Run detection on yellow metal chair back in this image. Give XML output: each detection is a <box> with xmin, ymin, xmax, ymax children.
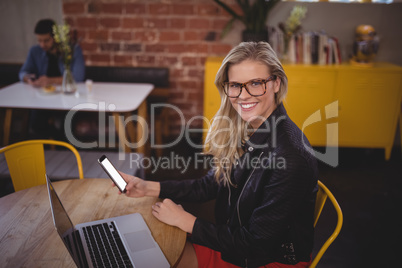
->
<box><xmin>310</xmin><ymin>180</ymin><xmax>343</xmax><ymax>268</ymax></box>
<box><xmin>0</xmin><ymin>140</ymin><xmax>83</xmax><ymax>192</ymax></box>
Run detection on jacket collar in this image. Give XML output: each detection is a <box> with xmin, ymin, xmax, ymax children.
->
<box><xmin>243</xmin><ymin>103</ymin><xmax>288</xmax><ymax>153</ymax></box>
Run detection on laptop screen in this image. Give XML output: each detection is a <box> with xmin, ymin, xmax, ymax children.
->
<box><xmin>46</xmin><ymin>176</ymin><xmax>82</xmax><ymax>267</ymax></box>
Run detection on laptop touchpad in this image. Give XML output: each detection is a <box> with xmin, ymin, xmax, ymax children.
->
<box><xmin>124</xmin><ymin>230</ymin><xmax>156</xmax><ymax>253</ymax></box>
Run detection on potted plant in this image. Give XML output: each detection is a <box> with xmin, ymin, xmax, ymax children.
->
<box><xmin>214</xmin><ymin>0</ymin><xmax>280</xmax><ymax>42</ymax></box>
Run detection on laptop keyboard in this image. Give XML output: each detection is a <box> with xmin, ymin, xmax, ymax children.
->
<box><xmin>82</xmin><ymin>222</ymin><xmax>133</xmax><ymax>268</ymax></box>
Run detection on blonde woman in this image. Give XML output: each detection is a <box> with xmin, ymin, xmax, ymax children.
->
<box><xmin>119</xmin><ymin>42</ymin><xmax>318</xmax><ymax>268</ymax></box>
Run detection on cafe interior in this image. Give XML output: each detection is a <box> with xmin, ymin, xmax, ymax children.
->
<box><xmin>0</xmin><ymin>0</ymin><xmax>401</xmax><ymax>267</ymax></box>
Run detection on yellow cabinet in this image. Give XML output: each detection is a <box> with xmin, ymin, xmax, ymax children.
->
<box><xmin>203</xmin><ymin>57</ymin><xmax>402</xmax><ymax>160</ymax></box>
<box><xmin>284</xmin><ymin>65</ymin><xmax>337</xmax><ymax>147</ymax></box>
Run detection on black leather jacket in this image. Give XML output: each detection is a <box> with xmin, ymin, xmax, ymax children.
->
<box><xmin>160</xmin><ymin>104</ymin><xmax>318</xmax><ymax>267</ymax></box>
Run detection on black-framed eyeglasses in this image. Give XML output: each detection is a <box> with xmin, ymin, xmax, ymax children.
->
<box><xmin>223</xmin><ymin>75</ymin><xmax>277</xmax><ymax>98</ymax></box>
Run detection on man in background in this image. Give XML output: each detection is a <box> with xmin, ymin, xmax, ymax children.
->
<box><xmin>19</xmin><ymin>19</ymin><xmax>85</xmax><ymax>140</ymax></box>
<box><xmin>19</xmin><ymin>18</ymin><xmax>85</xmax><ymax>86</ymax></box>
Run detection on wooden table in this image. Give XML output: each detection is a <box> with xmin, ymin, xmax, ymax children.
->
<box><xmin>0</xmin><ymin>179</ymin><xmax>186</xmax><ymax>267</ymax></box>
<box><xmin>0</xmin><ymin>82</ymin><xmax>153</xmax><ymax>154</ymax></box>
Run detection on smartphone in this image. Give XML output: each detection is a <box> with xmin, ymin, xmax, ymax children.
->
<box><xmin>28</xmin><ymin>74</ymin><xmax>37</xmax><ymax>81</ymax></box>
<box><xmin>98</xmin><ymin>155</ymin><xmax>127</xmax><ymax>193</ymax></box>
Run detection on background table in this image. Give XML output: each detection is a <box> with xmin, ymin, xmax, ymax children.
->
<box><xmin>0</xmin><ymin>82</ymin><xmax>154</xmax><ymax>154</ymax></box>
<box><xmin>0</xmin><ymin>179</ymin><xmax>186</xmax><ymax>267</ymax></box>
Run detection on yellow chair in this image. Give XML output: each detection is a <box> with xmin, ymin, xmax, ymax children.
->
<box><xmin>0</xmin><ymin>140</ymin><xmax>83</xmax><ymax>192</ymax></box>
<box><xmin>310</xmin><ymin>180</ymin><xmax>343</xmax><ymax>268</ymax></box>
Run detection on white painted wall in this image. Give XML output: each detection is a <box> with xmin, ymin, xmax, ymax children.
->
<box><xmin>0</xmin><ymin>0</ymin><xmax>63</xmax><ymax>63</ymax></box>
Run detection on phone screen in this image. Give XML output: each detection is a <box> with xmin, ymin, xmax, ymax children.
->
<box><xmin>98</xmin><ymin>155</ymin><xmax>127</xmax><ymax>193</ymax></box>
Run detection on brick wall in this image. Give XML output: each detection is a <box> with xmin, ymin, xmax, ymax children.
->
<box><xmin>62</xmin><ymin>0</ymin><xmax>238</xmax><ymax>135</ymax></box>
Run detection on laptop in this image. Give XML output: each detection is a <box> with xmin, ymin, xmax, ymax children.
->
<box><xmin>46</xmin><ymin>175</ymin><xmax>170</xmax><ymax>268</ymax></box>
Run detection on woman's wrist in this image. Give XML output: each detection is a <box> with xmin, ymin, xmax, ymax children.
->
<box><xmin>145</xmin><ymin>181</ymin><xmax>160</xmax><ymax>197</ymax></box>
<box><xmin>179</xmin><ymin>213</ymin><xmax>196</xmax><ymax>234</ymax></box>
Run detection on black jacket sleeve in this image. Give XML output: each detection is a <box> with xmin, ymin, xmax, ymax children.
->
<box><xmin>159</xmin><ymin>169</ymin><xmax>219</xmax><ymax>203</ymax></box>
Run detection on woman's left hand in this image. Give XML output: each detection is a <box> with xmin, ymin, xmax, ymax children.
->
<box><xmin>152</xmin><ymin>199</ymin><xmax>196</xmax><ymax>233</ymax></box>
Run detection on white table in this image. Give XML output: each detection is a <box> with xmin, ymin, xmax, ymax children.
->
<box><xmin>0</xmin><ymin>82</ymin><xmax>154</xmax><ymax>154</ymax></box>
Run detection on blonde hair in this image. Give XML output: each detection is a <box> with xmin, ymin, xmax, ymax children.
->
<box><xmin>204</xmin><ymin>42</ymin><xmax>288</xmax><ymax>186</ymax></box>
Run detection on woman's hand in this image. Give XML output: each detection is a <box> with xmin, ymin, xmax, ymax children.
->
<box><xmin>116</xmin><ymin>171</ymin><xmax>160</xmax><ymax>198</ymax></box>
<box><xmin>119</xmin><ymin>172</ymin><xmax>147</xmax><ymax>197</ymax></box>
<box><xmin>152</xmin><ymin>199</ymin><xmax>196</xmax><ymax>233</ymax></box>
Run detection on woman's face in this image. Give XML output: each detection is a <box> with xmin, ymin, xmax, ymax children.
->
<box><xmin>227</xmin><ymin>60</ymin><xmax>280</xmax><ymax>129</ymax></box>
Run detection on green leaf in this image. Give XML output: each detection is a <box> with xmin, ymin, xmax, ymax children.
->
<box><xmin>214</xmin><ymin>0</ymin><xmax>243</xmax><ymax>22</ymax></box>
<box><xmin>220</xmin><ymin>17</ymin><xmax>236</xmax><ymax>39</ymax></box>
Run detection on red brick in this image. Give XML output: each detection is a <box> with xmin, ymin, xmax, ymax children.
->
<box><xmin>169</xmin><ymin>92</ymin><xmax>185</xmax><ymax>100</ymax></box>
<box><xmin>114</xmin><ymin>55</ymin><xmax>133</xmax><ymax>65</ymax></box>
<box><xmin>204</xmin><ymin>31</ymin><xmax>217</xmax><ymax>42</ymax></box>
<box><xmin>157</xmin><ymin>56</ymin><xmax>179</xmax><ymax>66</ymax></box>
<box><xmin>134</xmin><ymin>31</ymin><xmax>157</xmax><ymax>42</ymax></box>
<box><xmin>144</xmin><ymin>18</ymin><xmax>169</xmax><ymax>29</ymax></box>
<box><xmin>100</xmin><ymin>43</ymin><xmax>121</xmax><ymax>52</ymax></box>
<box><xmin>182</xmin><ymin>56</ymin><xmax>198</xmax><ymax>66</ymax></box>
<box><xmin>145</xmin><ymin>44</ymin><xmax>168</xmax><ymax>53</ymax></box>
<box><xmin>87</xmin><ymin>30</ymin><xmax>108</xmax><ymax>41</ymax></box>
<box><xmin>227</xmin><ymin>4</ymin><xmax>243</xmax><ymax>16</ymax></box>
<box><xmin>188</xmin><ymin>91</ymin><xmax>203</xmax><ymax>102</ymax></box>
<box><xmin>169</xmin><ymin>18</ymin><xmax>186</xmax><ymax>29</ymax></box>
<box><xmin>101</xmin><ymin>3</ymin><xmax>123</xmax><ymax>14</ymax></box>
<box><xmin>186</xmin><ymin>44</ymin><xmax>209</xmax><ymax>54</ymax></box>
<box><xmin>122</xmin><ymin>18</ymin><xmax>143</xmax><ymax>29</ymax></box>
<box><xmin>111</xmin><ymin>31</ymin><xmax>132</xmax><ymax>41</ymax></box>
<box><xmin>159</xmin><ymin>31</ymin><xmax>181</xmax><ymax>42</ymax></box>
<box><xmin>80</xmin><ymin>41</ymin><xmax>97</xmax><ymax>52</ymax></box>
<box><xmin>172</xmin><ymin>4</ymin><xmax>194</xmax><ymax>15</ymax></box>
<box><xmin>122</xmin><ymin>43</ymin><xmax>142</xmax><ymax>52</ymax></box>
<box><xmin>166</xmin><ymin>44</ymin><xmax>187</xmax><ymax>54</ymax></box>
<box><xmin>89</xmin><ymin>54</ymin><xmax>111</xmax><ymax>63</ymax></box>
<box><xmin>170</xmin><ymin>68</ymin><xmax>184</xmax><ymax>77</ymax></box>
<box><xmin>100</xmin><ymin>18</ymin><xmax>120</xmax><ymax>28</ymax></box>
<box><xmin>188</xmin><ymin>18</ymin><xmax>211</xmax><ymax>30</ymax></box>
<box><xmin>168</xmin><ymin>102</ymin><xmax>192</xmax><ymax>114</ymax></box>
<box><xmin>209</xmin><ymin>43</ymin><xmax>232</xmax><ymax>55</ymax></box>
<box><xmin>188</xmin><ymin>68</ymin><xmax>204</xmax><ymax>79</ymax></box>
<box><xmin>196</xmin><ymin>3</ymin><xmax>221</xmax><ymax>16</ymax></box>
<box><xmin>149</xmin><ymin>3</ymin><xmax>170</xmax><ymax>15</ymax></box>
<box><xmin>76</xmin><ymin>17</ymin><xmax>97</xmax><ymax>29</ymax></box>
<box><xmin>64</xmin><ymin>17</ymin><xmax>75</xmax><ymax>27</ymax></box>
<box><xmin>178</xmin><ymin>80</ymin><xmax>200</xmax><ymax>90</ymax></box>
<box><xmin>76</xmin><ymin>30</ymin><xmax>86</xmax><ymax>40</ymax></box>
<box><xmin>212</xmin><ymin>18</ymin><xmax>229</xmax><ymax>30</ymax></box>
<box><xmin>88</xmin><ymin>2</ymin><xmax>102</xmax><ymax>14</ymax></box>
<box><xmin>183</xmin><ymin>31</ymin><xmax>202</xmax><ymax>41</ymax></box>
<box><xmin>63</xmin><ymin>3</ymin><xmax>85</xmax><ymax>14</ymax></box>
<box><xmin>135</xmin><ymin>55</ymin><xmax>156</xmax><ymax>65</ymax></box>
<box><xmin>199</xmin><ymin>56</ymin><xmax>208</xmax><ymax>66</ymax></box>
<box><xmin>126</xmin><ymin>3</ymin><xmax>147</xmax><ymax>14</ymax></box>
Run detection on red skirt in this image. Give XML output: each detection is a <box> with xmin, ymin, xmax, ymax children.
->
<box><xmin>193</xmin><ymin>244</ymin><xmax>311</xmax><ymax>268</ymax></box>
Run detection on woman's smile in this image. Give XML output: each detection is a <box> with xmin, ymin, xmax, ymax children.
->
<box><xmin>239</xmin><ymin>102</ymin><xmax>258</xmax><ymax>111</ymax></box>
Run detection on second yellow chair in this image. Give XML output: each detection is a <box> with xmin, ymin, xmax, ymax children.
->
<box><xmin>0</xmin><ymin>139</ymin><xmax>83</xmax><ymax>192</ymax></box>
<box><xmin>310</xmin><ymin>180</ymin><xmax>343</xmax><ymax>268</ymax></box>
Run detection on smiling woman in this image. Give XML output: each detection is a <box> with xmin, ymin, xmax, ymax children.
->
<box><xmin>117</xmin><ymin>42</ymin><xmax>319</xmax><ymax>268</ymax></box>
<box><xmin>226</xmin><ymin>60</ymin><xmax>280</xmax><ymax>129</ymax></box>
